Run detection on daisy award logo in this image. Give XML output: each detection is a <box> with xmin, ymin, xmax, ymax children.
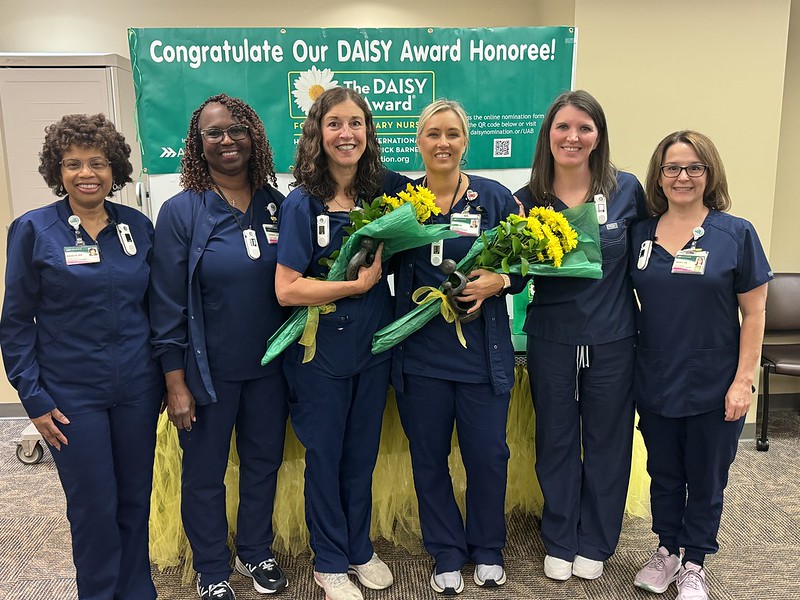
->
<box><xmin>291</xmin><ymin>66</ymin><xmax>339</xmax><ymax>114</ymax></box>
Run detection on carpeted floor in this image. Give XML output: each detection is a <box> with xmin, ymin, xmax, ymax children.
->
<box><xmin>1</xmin><ymin>412</ymin><xmax>798</xmax><ymax>600</ymax></box>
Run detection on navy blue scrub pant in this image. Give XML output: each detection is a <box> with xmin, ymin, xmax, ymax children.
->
<box><xmin>283</xmin><ymin>359</ymin><xmax>389</xmax><ymax>573</ymax></box>
<box><xmin>637</xmin><ymin>406</ymin><xmax>744</xmax><ymax>565</ymax></box>
<box><xmin>396</xmin><ymin>375</ymin><xmax>510</xmax><ymax>573</ymax></box>
<box><xmin>179</xmin><ymin>374</ymin><xmax>289</xmax><ymax>587</ymax></box>
<box><xmin>50</xmin><ymin>397</ymin><xmax>160</xmax><ymax>600</ymax></box>
<box><xmin>527</xmin><ymin>335</ymin><xmax>635</xmax><ymax>562</ymax></box>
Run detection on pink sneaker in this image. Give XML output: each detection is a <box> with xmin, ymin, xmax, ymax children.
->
<box><xmin>634</xmin><ymin>547</ymin><xmax>681</xmax><ymax>593</ymax></box>
<box><xmin>676</xmin><ymin>562</ymin><xmax>708</xmax><ymax>600</ymax></box>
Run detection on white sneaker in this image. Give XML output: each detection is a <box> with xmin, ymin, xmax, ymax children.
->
<box><xmin>430</xmin><ymin>569</ymin><xmax>464</xmax><ymax>595</ymax></box>
<box><xmin>544</xmin><ymin>555</ymin><xmax>573</xmax><ymax>580</ymax></box>
<box><xmin>313</xmin><ymin>572</ymin><xmax>363</xmax><ymax>600</ymax></box>
<box><xmin>474</xmin><ymin>564</ymin><xmax>506</xmax><ymax>587</ymax></box>
<box><xmin>573</xmin><ymin>555</ymin><xmax>603</xmax><ymax>580</ymax></box>
<box><xmin>347</xmin><ymin>553</ymin><xmax>393</xmax><ymax>590</ymax></box>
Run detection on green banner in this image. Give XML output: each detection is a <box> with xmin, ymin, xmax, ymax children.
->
<box><xmin>128</xmin><ymin>27</ymin><xmax>576</xmax><ymax>174</ymax></box>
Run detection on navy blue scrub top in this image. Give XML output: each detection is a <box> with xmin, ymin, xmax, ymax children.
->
<box><xmin>198</xmin><ymin>188</ymin><xmax>290</xmax><ymax>380</ymax></box>
<box><xmin>400</xmin><ymin>175</ymin><xmax>518</xmax><ymax>383</ymax></box>
<box><xmin>0</xmin><ymin>198</ymin><xmax>162</xmax><ymax>418</ymax></box>
<box><xmin>629</xmin><ymin>210</ymin><xmax>772</xmax><ymax>417</ymax></box>
<box><xmin>515</xmin><ymin>171</ymin><xmax>647</xmax><ymax>345</ymax></box>
<box><xmin>276</xmin><ymin>171</ymin><xmax>408</xmax><ymax>377</ymax></box>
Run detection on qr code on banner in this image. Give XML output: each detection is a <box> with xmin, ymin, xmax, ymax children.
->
<box><xmin>493</xmin><ymin>138</ymin><xmax>512</xmax><ymax>158</ymax></box>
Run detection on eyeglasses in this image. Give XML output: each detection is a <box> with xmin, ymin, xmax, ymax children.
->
<box><xmin>660</xmin><ymin>164</ymin><xmax>708</xmax><ymax>178</ymax></box>
<box><xmin>60</xmin><ymin>158</ymin><xmax>112</xmax><ymax>172</ymax></box>
<box><xmin>200</xmin><ymin>124</ymin><xmax>250</xmax><ymax>143</ymax></box>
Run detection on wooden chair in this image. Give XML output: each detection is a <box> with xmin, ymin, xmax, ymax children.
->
<box><xmin>758</xmin><ymin>273</ymin><xmax>800</xmax><ymax>451</ymax></box>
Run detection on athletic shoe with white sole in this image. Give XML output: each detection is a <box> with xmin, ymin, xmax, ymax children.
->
<box><xmin>634</xmin><ymin>547</ymin><xmax>682</xmax><ymax>593</ymax></box>
<box><xmin>544</xmin><ymin>555</ymin><xmax>573</xmax><ymax>581</ymax></box>
<box><xmin>235</xmin><ymin>556</ymin><xmax>288</xmax><ymax>594</ymax></box>
<box><xmin>573</xmin><ymin>555</ymin><xmax>603</xmax><ymax>580</ymax></box>
<box><xmin>313</xmin><ymin>571</ymin><xmax>363</xmax><ymax>600</ymax></box>
<box><xmin>430</xmin><ymin>569</ymin><xmax>464</xmax><ymax>595</ymax></box>
<box><xmin>347</xmin><ymin>553</ymin><xmax>393</xmax><ymax>589</ymax></box>
<box><xmin>197</xmin><ymin>579</ymin><xmax>236</xmax><ymax>599</ymax></box>
<box><xmin>676</xmin><ymin>563</ymin><xmax>709</xmax><ymax>600</ymax></box>
<box><xmin>473</xmin><ymin>564</ymin><xmax>506</xmax><ymax>587</ymax></box>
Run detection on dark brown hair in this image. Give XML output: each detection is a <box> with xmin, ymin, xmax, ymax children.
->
<box><xmin>644</xmin><ymin>130</ymin><xmax>731</xmax><ymax>216</ymax></box>
<box><xmin>292</xmin><ymin>87</ymin><xmax>383</xmax><ymax>202</ymax></box>
<box><xmin>180</xmin><ymin>93</ymin><xmax>277</xmax><ymax>192</ymax></box>
<box><xmin>527</xmin><ymin>90</ymin><xmax>617</xmax><ymax>206</ymax></box>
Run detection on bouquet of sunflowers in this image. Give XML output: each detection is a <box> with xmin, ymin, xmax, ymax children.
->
<box><xmin>261</xmin><ymin>184</ymin><xmax>458</xmax><ymax>365</ymax></box>
<box><xmin>371</xmin><ymin>202</ymin><xmax>602</xmax><ymax>352</ymax></box>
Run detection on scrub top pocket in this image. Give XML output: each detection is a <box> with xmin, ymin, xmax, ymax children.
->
<box><xmin>600</xmin><ymin>220</ymin><xmax>628</xmax><ymax>265</ymax></box>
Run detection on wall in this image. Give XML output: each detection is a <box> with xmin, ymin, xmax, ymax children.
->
<box><xmin>1</xmin><ymin>0</ymin><xmax>797</xmax><ymax>411</ymax></box>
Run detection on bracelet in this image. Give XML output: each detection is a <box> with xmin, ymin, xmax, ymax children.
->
<box><xmin>496</xmin><ymin>273</ymin><xmax>511</xmax><ymax>295</ymax></box>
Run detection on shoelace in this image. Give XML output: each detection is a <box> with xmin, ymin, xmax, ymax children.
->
<box><xmin>644</xmin><ymin>551</ymin><xmax>668</xmax><ymax>572</ymax></box>
<box><xmin>204</xmin><ymin>582</ymin><xmax>231</xmax><ymax>598</ymax></box>
<box><xmin>679</xmin><ymin>569</ymin><xmax>704</xmax><ymax>590</ymax></box>
<box><xmin>319</xmin><ymin>572</ymin><xmax>350</xmax><ymax>587</ymax></box>
<box><xmin>255</xmin><ymin>558</ymin><xmax>278</xmax><ymax>572</ymax></box>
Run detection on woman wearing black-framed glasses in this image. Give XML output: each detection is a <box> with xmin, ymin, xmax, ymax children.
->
<box><xmin>149</xmin><ymin>93</ymin><xmax>289</xmax><ymax>600</ymax></box>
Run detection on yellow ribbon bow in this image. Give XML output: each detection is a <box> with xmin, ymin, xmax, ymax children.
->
<box><xmin>411</xmin><ymin>286</ymin><xmax>467</xmax><ymax>348</ymax></box>
<box><xmin>299</xmin><ymin>303</ymin><xmax>337</xmax><ymax>363</ymax></box>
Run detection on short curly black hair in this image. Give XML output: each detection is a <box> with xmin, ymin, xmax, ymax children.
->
<box><xmin>39</xmin><ymin>113</ymin><xmax>133</xmax><ymax>196</ymax></box>
<box><xmin>180</xmin><ymin>93</ymin><xmax>278</xmax><ymax>192</ymax></box>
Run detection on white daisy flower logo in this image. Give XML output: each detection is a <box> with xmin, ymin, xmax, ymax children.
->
<box><xmin>292</xmin><ymin>66</ymin><xmax>338</xmax><ymax>114</ymax></box>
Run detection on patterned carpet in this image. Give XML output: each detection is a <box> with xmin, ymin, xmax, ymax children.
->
<box><xmin>1</xmin><ymin>412</ymin><xmax>798</xmax><ymax>600</ymax></box>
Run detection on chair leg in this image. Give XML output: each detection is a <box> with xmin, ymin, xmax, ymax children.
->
<box><xmin>757</xmin><ymin>365</ymin><xmax>770</xmax><ymax>451</ymax></box>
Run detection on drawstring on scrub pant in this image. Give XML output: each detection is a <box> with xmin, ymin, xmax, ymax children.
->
<box><xmin>575</xmin><ymin>345</ymin><xmax>591</xmax><ymax>401</ymax></box>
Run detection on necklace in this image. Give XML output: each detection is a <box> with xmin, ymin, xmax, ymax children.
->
<box><xmin>424</xmin><ymin>172</ymin><xmax>463</xmax><ymax>214</ymax></box>
<box><xmin>215</xmin><ymin>184</ymin><xmax>250</xmax><ymax>208</ymax></box>
<box><xmin>331</xmin><ymin>195</ymin><xmax>356</xmax><ymax>211</ymax></box>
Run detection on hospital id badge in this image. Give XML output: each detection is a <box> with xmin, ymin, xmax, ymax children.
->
<box><xmin>64</xmin><ymin>245</ymin><xmax>100</xmax><ymax>265</ymax></box>
<box><xmin>671</xmin><ymin>248</ymin><xmax>708</xmax><ymax>275</ymax></box>
<box><xmin>450</xmin><ymin>212</ymin><xmax>481</xmax><ymax>236</ymax></box>
<box><xmin>263</xmin><ymin>223</ymin><xmax>279</xmax><ymax>244</ymax></box>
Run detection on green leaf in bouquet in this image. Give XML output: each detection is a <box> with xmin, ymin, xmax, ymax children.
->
<box><xmin>520</xmin><ymin>256</ymin><xmax>529</xmax><ymax>277</ymax></box>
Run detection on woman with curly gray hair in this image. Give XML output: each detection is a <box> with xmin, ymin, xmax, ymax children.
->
<box><xmin>0</xmin><ymin>113</ymin><xmax>163</xmax><ymax>599</ymax></box>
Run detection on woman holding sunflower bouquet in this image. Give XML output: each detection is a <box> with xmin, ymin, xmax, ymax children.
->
<box><xmin>515</xmin><ymin>90</ymin><xmax>647</xmax><ymax>582</ymax></box>
<box><xmin>391</xmin><ymin>99</ymin><xmax>522</xmax><ymax>595</ymax></box>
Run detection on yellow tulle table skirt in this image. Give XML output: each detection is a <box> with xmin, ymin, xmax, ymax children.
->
<box><xmin>149</xmin><ymin>366</ymin><xmax>650</xmax><ymax>578</ymax></box>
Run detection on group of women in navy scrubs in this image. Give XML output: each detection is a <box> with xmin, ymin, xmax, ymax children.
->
<box><xmin>0</xmin><ymin>114</ymin><xmax>164</xmax><ymax>599</ymax></box>
<box><xmin>392</xmin><ymin>100</ymin><xmax>521</xmax><ymax>595</ymax></box>
<box><xmin>630</xmin><ymin>131</ymin><xmax>770</xmax><ymax>600</ymax></box>
<box><xmin>148</xmin><ymin>94</ymin><xmax>290</xmax><ymax>600</ymax></box>
<box><xmin>0</xmin><ymin>89</ymin><xmax>771</xmax><ymax>600</ymax></box>
<box><xmin>516</xmin><ymin>90</ymin><xmax>647</xmax><ymax>583</ymax></box>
